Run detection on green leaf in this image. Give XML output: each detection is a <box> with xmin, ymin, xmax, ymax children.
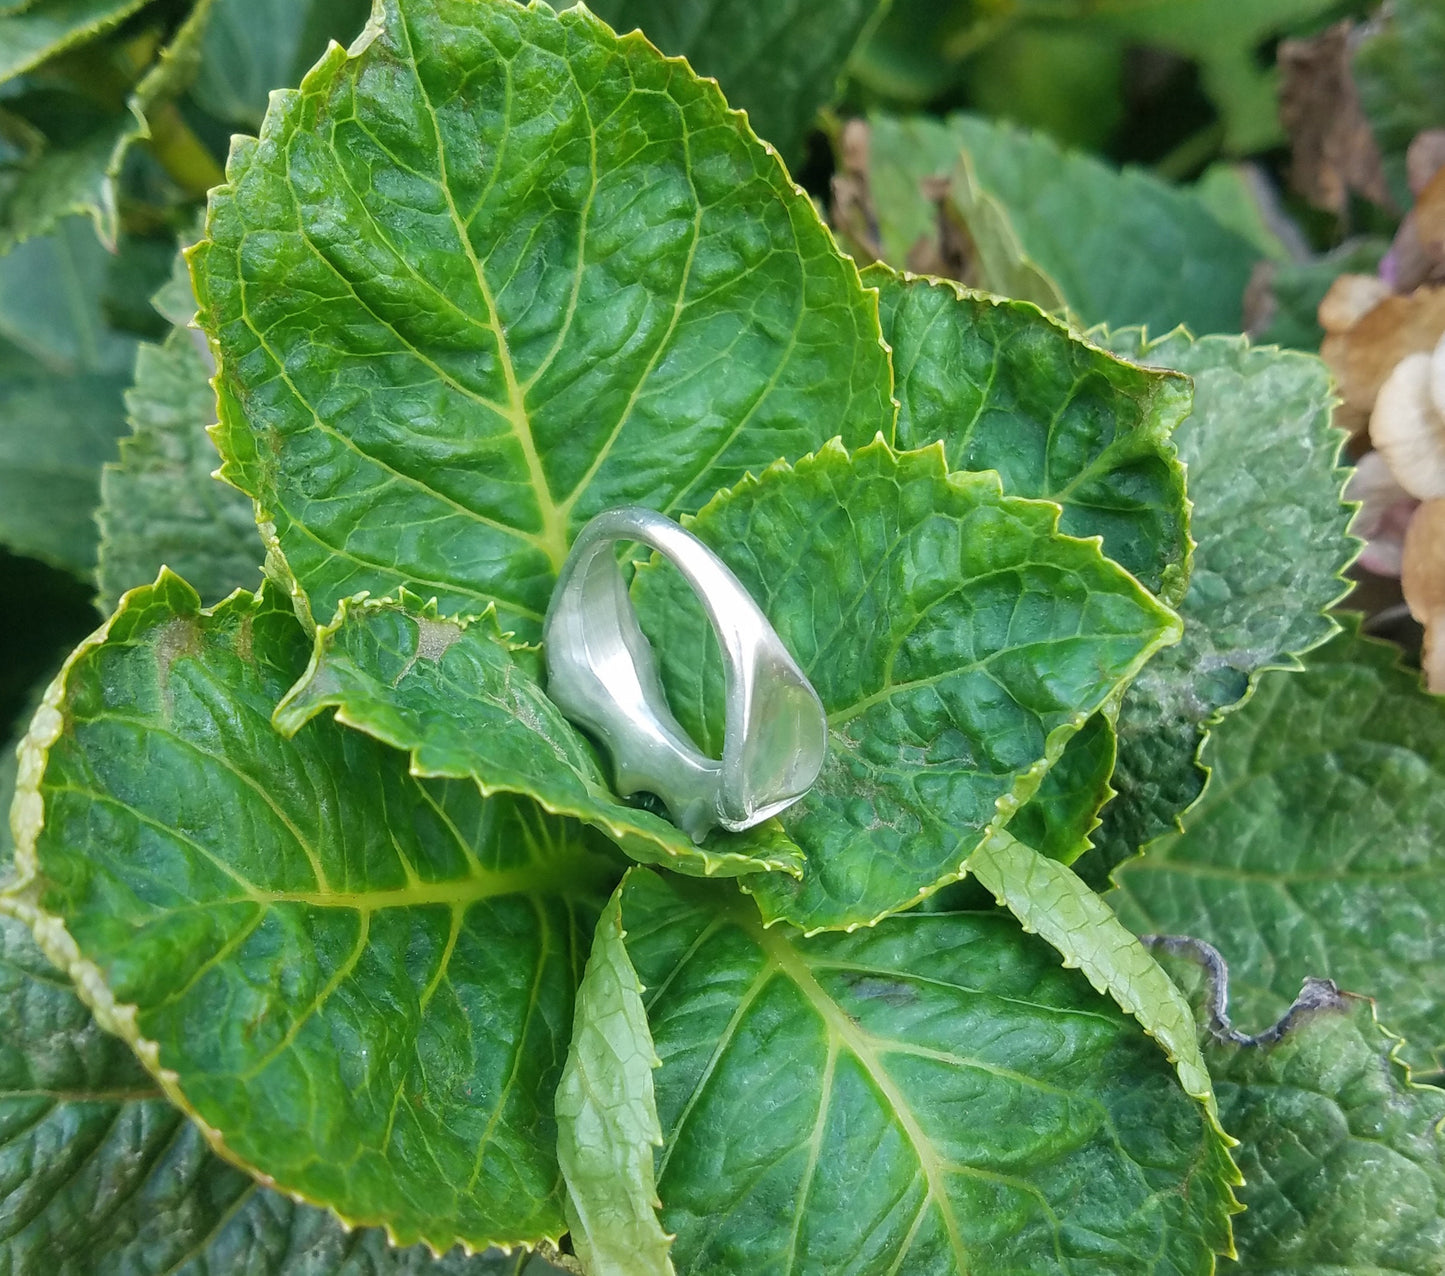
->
<box><xmin>869</xmin><ymin>265</ymin><xmax>1192</xmax><ymax>603</ymax></box>
<box><xmin>0</xmin><ymin>216</ymin><xmax>137</xmax><ymax>576</ymax></box>
<box><xmin>274</xmin><ymin>590</ymin><xmax>803</xmax><ymax>880</ymax></box>
<box><xmin>860</xmin><ymin>113</ymin><xmax>1065</xmax><ymax>312</ymax></box>
<box><xmin>556</xmin><ymin>883</ymin><xmax>674</xmax><ymax>1276</ymax></box>
<box><xmin>96</xmin><ymin>319</ymin><xmax>261</xmax><ymax>612</ymax></box>
<box><xmin>868</xmin><ymin>268</ymin><xmax>1193</xmax><ymax>863</ymax></box>
<box><xmin>1155</xmin><ymin>942</ymin><xmax>1445</xmax><ymax>1274</ymax></box>
<box><xmin>1111</xmin><ymin>625</ymin><xmax>1445</xmax><ymax>1074</ymax></box>
<box><xmin>1006</xmin><ymin>709</ymin><xmax>1116</xmax><ymax>864</ymax></box>
<box><xmin>193</xmin><ymin>0</ymin><xmax>893</xmax><ymax>639</ymax></box>
<box><xmin>966</xmin><ymin>830</ymin><xmax>1221</xmax><ymax>1122</ymax></box>
<box><xmin>191</xmin><ymin>0</ymin><xmax>372</xmax><ymax>129</ymax></box>
<box><xmin>1354</xmin><ymin>0</ymin><xmax>1445</xmax><ymax>205</ymax></box>
<box><xmin>0</xmin><ymin>906</ymin><xmax>571</xmax><ymax>1273</ymax></box>
<box><xmin>617</xmin><ymin>868</ymin><xmax>1237</xmax><ymax>1274</ymax></box>
<box><xmin>4</xmin><ymin>572</ymin><xmax>620</xmax><ymax>1252</ymax></box>
<box><xmin>1086</xmin><ymin>330</ymin><xmax>1355</xmax><ymax>881</ymax></box>
<box><xmin>860</xmin><ymin>113</ymin><xmax>1263</xmax><ymax>336</ymax></box>
<box><xmin>946</xmin><ymin>114</ymin><xmax>1263</xmax><ymax>336</ymax></box>
<box><xmin>574</xmin><ymin>0</ymin><xmax>888</xmax><ymax>165</ymax></box>
<box><xmin>630</xmin><ymin>437</ymin><xmax>1181</xmax><ymax>931</ymax></box>
<box><xmin>0</xmin><ymin>0</ymin><xmax>155</xmax><ymax>85</ymax></box>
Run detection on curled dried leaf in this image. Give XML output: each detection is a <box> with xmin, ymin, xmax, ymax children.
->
<box><xmin>1370</xmin><ymin>340</ymin><xmax>1445</xmax><ymax>498</ymax></box>
<box><xmin>1403</xmin><ymin>497</ymin><xmax>1445</xmax><ymax>691</ymax></box>
<box><xmin>1321</xmin><ymin>282</ymin><xmax>1445</xmax><ymax>431</ymax></box>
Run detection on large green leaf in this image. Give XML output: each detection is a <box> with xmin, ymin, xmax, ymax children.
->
<box><xmin>0</xmin><ymin>907</ymin><xmax>568</xmax><ymax>1274</ymax></box>
<box><xmin>869</xmin><ymin>266</ymin><xmax>1192</xmax><ymax>603</ymax></box>
<box><xmin>1354</xmin><ymin>0</ymin><xmax>1445</xmax><ymax>205</ymax></box>
<box><xmin>556</xmin><ymin>884</ymin><xmax>673</xmax><ymax>1276</ymax></box>
<box><xmin>860</xmin><ymin>113</ymin><xmax>1262</xmax><ymax>337</ymax></box>
<box><xmin>191</xmin><ymin>0</ymin><xmax>372</xmax><ymax>129</ymax></box>
<box><xmin>1111</xmin><ymin>626</ymin><xmax>1445</xmax><ymax>1074</ymax></box>
<box><xmin>4</xmin><ymin>572</ymin><xmax>620</xmax><ymax>1252</ymax></box>
<box><xmin>1086</xmin><ymin>331</ymin><xmax>1355</xmax><ymax>881</ymax></box>
<box><xmin>867</xmin><ymin>267</ymin><xmax>1192</xmax><ymax>863</ymax></box>
<box><xmin>1156</xmin><ymin>943</ymin><xmax>1445</xmax><ymax>1274</ymax></box>
<box><xmin>575</xmin><ymin>0</ymin><xmax>887</xmax><ymax>165</ymax></box>
<box><xmin>275</xmin><ymin>591</ymin><xmax>803</xmax><ymax>880</ymax></box>
<box><xmin>630</xmin><ymin>437</ymin><xmax>1181</xmax><ymax>931</ymax></box>
<box><xmin>193</xmin><ymin>0</ymin><xmax>893</xmax><ymax>638</ymax></box>
<box><xmin>0</xmin><ymin>217</ymin><xmax>138</xmax><ymax>575</ymax></box>
<box><xmin>616</xmin><ymin>868</ymin><xmax>1237</xmax><ymax>1274</ymax></box>
<box><xmin>0</xmin><ymin>0</ymin><xmax>154</xmax><ymax>84</ymax></box>
<box><xmin>96</xmin><ymin>321</ymin><xmax>261</xmax><ymax>611</ymax></box>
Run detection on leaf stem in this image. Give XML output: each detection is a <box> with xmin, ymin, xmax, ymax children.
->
<box><xmin>146</xmin><ymin>102</ymin><xmax>225</xmax><ymax>198</ymax></box>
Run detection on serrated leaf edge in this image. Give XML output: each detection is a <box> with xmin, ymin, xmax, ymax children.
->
<box><xmin>0</xmin><ymin>568</ymin><xmax>565</xmax><ymax>1260</ymax></box>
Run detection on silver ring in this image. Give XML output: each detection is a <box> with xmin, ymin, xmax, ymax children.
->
<box><xmin>543</xmin><ymin>507</ymin><xmax>826</xmax><ymax>843</ymax></box>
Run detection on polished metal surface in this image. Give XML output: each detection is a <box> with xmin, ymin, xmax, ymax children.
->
<box><xmin>543</xmin><ymin>507</ymin><xmax>826</xmax><ymax>842</ymax></box>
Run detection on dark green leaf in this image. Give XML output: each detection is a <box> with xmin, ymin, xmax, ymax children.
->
<box><xmin>869</xmin><ymin>265</ymin><xmax>1192</xmax><ymax>603</ymax></box>
<box><xmin>618</xmin><ymin>868</ymin><xmax>1237</xmax><ymax>1275</ymax></box>
<box><xmin>275</xmin><ymin>591</ymin><xmax>803</xmax><ymax>880</ymax></box>
<box><xmin>1156</xmin><ymin>942</ymin><xmax>1445</xmax><ymax>1274</ymax></box>
<box><xmin>0</xmin><ymin>904</ymin><xmax>572</xmax><ymax>1274</ymax></box>
<box><xmin>96</xmin><ymin>308</ymin><xmax>261</xmax><ymax>610</ymax></box>
<box><xmin>1006</xmin><ymin>709</ymin><xmax>1116</xmax><ymax>864</ymax></box>
<box><xmin>5</xmin><ymin>572</ymin><xmax>620</xmax><ymax>1251</ymax></box>
<box><xmin>556</xmin><ymin>884</ymin><xmax>673</xmax><ymax>1276</ymax></box>
<box><xmin>1250</xmin><ymin>238</ymin><xmax>1390</xmax><ymax>352</ymax></box>
<box><xmin>0</xmin><ymin>217</ymin><xmax>137</xmax><ymax>575</ymax></box>
<box><xmin>193</xmin><ymin>0</ymin><xmax>893</xmax><ymax>639</ymax></box>
<box><xmin>1111</xmin><ymin>625</ymin><xmax>1445</xmax><ymax>1073</ymax></box>
<box><xmin>575</xmin><ymin>0</ymin><xmax>888</xmax><ymax>165</ymax></box>
<box><xmin>1086</xmin><ymin>331</ymin><xmax>1355</xmax><ymax>881</ymax></box>
<box><xmin>630</xmin><ymin>437</ymin><xmax>1181</xmax><ymax>930</ymax></box>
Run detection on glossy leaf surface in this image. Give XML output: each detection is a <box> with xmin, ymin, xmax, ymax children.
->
<box><xmin>0</xmin><ymin>905</ymin><xmax>567</xmax><ymax>1274</ymax></box>
<box><xmin>1112</xmin><ymin>627</ymin><xmax>1445</xmax><ymax>1073</ymax></box>
<box><xmin>630</xmin><ymin>438</ymin><xmax>1181</xmax><ymax>930</ymax></box>
<box><xmin>276</xmin><ymin>591</ymin><xmax>801</xmax><ymax>879</ymax></box>
<box><xmin>579</xmin><ymin>0</ymin><xmax>886</xmax><ymax>164</ymax></box>
<box><xmin>193</xmin><ymin>0</ymin><xmax>893</xmax><ymax>637</ymax></box>
<box><xmin>869</xmin><ymin>266</ymin><xmax>1191</xmax><ymax>603</ymax></box>
<box><xmin>6</xmin><ymin>573</ymin><xmax>618</xmax><ymax>1251</ymax></box>
<box><xmin>619</xmin><ymin>868</ymin><xmax>1237</xmax><ymax>1275</ymax></box>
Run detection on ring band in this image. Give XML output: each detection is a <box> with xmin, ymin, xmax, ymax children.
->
<box><xmin>543</xmin><ymin>507</ymin><xmax>826</xmax><ymax>843</ymax></box>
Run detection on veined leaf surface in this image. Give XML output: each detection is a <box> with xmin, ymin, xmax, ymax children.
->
<box><xmin>630</xmin><ymin>438</ymin><xmax>1181</xmax><ymax>930</ymax></box>
<box><xmin>1156</xmin><ymin>943</ymin><xmax>1445</xmax><ymax>1274</ymax></box>
<box><xmin>1087</xmin><ymin>331</ymin><xmax>1354</xmax><ymax>880</ymax></box>
<box><xmin>556</xmin><ymin>884</ymin><xmax>674</xmax><ymax>1276</ymax></box>
<box><xmin>5</xmin><ymin>573</ymin><xmax>619</xmax><ymax>1252</ymax></box>
<box><xmin>577</xmin><ymin>0</ymin><xmax>888</xmax><ymax>165</ymax></box>
<box><xmin>193</xmin><ymin>0</ymin><xmax>893</xmax><ymax>637</ymax></box>
<box><xmin>617</xmin><ymin>868</ymin><xmax>1237</xmax><ymax>1275</ymax></box>
<box><xmin>1112</xmin><ymin>625</ymin><xmax>1445</xmax><ymax>1074</ymax></box>
<box><xmin>276</xmin><ymin>592</ymin><xmax>803</xmax><ymax>879</ymax></box>
<box><xmin>0</xmin><ymin>906</ymin><xmax>567</xmax><ymax>1274</ymax></box>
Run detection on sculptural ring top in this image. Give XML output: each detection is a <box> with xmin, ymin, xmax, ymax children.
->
<box><xmin>543</xmin><ymin>507</ymin><xmax>827</xmax><ymax>844</ymax></box>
